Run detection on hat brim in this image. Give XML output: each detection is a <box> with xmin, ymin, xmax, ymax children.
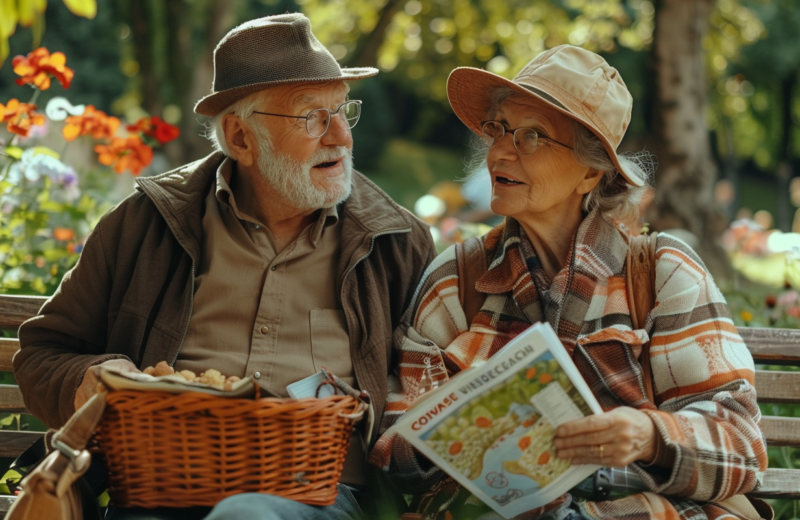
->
<box><xmin>446</xmin><ymin>67</ymin><xmax>643</xmax><ymax>187</ymax></box>
<box><xmin>194</xmin><ymin>67</ymin><xmax>379</xmax><ymax>117</ymax></box>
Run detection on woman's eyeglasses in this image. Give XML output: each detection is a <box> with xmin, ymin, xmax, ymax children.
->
<box><xmin>480</xmin><ymin>120</ymin><xmax>573</xmax><ymax>155</ymax></box>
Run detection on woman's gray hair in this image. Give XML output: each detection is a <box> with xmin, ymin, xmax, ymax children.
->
<box><xmin>205</xmin><ymin>90</ymin><xmax>273</xmax><ymax>156</ymax></box>
<box><xmin>465</xmin><ymin>87</ymin><xmax>656</xmax><ymax>229</ymax></box>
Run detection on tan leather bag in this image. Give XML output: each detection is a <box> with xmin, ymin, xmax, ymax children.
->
<box><xmin>6</xmin><ymin>388</ymin><xmax>107</xmax><ymax>520</ymax></box>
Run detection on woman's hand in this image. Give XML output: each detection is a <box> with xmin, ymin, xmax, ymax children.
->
<box><xmin>552</xmin><ymin>407</ymin><xmax>657</xmax><ymax>467</ymax></box>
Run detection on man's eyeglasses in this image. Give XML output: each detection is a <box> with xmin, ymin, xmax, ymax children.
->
<box><xmin>480</xmin><ymin>120</ymin><xmax>573</xmax><ymax>155</ymax></box>
<box><xmin>252</xmin><ymin>100</ymin><xmax>362</xmax><ymax>138</ymax></box>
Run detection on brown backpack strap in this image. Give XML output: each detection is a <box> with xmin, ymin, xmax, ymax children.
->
<box><xmin>456</xmin><ymin>237</ymin><xmax>489</xmax><ymax>327</ymax></box>
<box><xmin>626</xmin><ymin>232</ymin><xmax>659</xmax><ymax>404</ymax></box>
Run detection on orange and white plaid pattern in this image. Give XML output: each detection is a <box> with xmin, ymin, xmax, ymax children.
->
<box><xmin>370</xmin><ymin>210</ymin><xmax>767</xmax><ymax>520</ymax></box>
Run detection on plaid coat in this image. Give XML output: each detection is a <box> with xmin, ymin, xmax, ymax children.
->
<box><xmin>369</xmin><ymin>209</ymin><xmax>768</xmax><ymax>520</ymax></box>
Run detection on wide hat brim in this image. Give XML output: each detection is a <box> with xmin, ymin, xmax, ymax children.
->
<box><xmin>194</xmin><ymin>67</ymin><xmax>378</xmax><ymax>118</ymax></box>
<box><xmin>446</xmin><ymin>67</ymin><xmax>643</xmax><ymax>187</ymax></box>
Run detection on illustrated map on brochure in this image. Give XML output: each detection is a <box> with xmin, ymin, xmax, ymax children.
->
<box><xmin>395</xmin><ymin>322</ymin><xmax>603</xmax><ymax>519</ymax></box>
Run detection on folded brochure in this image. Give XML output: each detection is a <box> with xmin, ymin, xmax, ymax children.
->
<box><xmin>395</xmin><ymin>322</ymin><xmax>603</xmax><ymax>519</ymax></box>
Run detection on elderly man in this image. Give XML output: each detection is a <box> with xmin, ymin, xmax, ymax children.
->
<box><xmin>13</xmin><ymin>13</ymin><xmax>435</xmax><ymax>520</ymax></box>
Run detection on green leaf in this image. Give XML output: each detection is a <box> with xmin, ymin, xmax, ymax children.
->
<box><xmin>0</xmin><ymin>413</ymin><xmax>19</xmax><ymax>428</ymax></box>
<box><xmin>4</xmin><ymin>146</ymin><xmax>23</xmax><ymax>159</ymax></box>
<box><xmin>62</xmin><ymin>0</ymin><xmax>95</xmax><ymax>19</ymax></box>
<box><xmin>31</xmin><ymin>146</ymin><xmax>60</xmax><ymax>159</ymax></box>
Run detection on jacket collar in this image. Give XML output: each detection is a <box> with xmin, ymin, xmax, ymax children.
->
<box><xmin>475</xmin><ymin>209</ymin><xmax>629</xmax><ymax>346</ymax></box>
<box><xmin>135</xmin><ymin>152</ymin><xmax>416</xmax><ymax>262</ymax></box>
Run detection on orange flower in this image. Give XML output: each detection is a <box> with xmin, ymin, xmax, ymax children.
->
<box><xmin>94</xmin><ymin>135</ymin><xmax>153</xmax><ymax>175</ymax></box>
<box><xmin>0</xmin><ymin>99</ymin><xmax>45</xmax><ymax>137</ymax></box>
<box><xmin>53</xmin><ymin>228</ymin><xmax>75</xmax><ymax>241</ymax></box>
<box><xmin>12</xmin><ymin>47</ymin><xmax>74</xmax><ymax>90</ymax></box>
<box><xmin>63</xmin><ymin>106</ymin><xmax>120</xmax><ymax>141</ymax></box>
<box><xmin>127</xmin><ymin>115</ymin><xmax>180</xmax><ymax>145</ymax></box>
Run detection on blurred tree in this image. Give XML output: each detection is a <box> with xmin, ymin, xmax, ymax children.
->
<box><xmin>716</xmin><ymin>0</ymin><xmax>800</xmax><ymax>231</ymax></box>
<box><xmin>112</xmin><ymin>0</ymin><xmax>305</xmax><ymax>167</ymax></box>
<box><xmin>647</xmin><ymin>0</ymin><xmax>732</xmax><ymax>275</ymax></box>
<box><xmin>0</xmin><ymin>0</ymin><xmax>126</xmax><ymax>123</ymax></box>
<box><xmin>0</xmin><ymin>0</ymin><xmax>97</xmax><ymax>64</ymax></box>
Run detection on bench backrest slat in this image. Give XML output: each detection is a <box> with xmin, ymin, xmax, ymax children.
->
<box><xmin>754</xmin><ymin>370</ymin><xmax>800</xmax><ymax>404</ymax></box>
<box><xmin>760</xmin><ymin>416</ymin><xmax>800</xmax><ymax>448</ymax></box>
<box><xmin>0</xmin><ymin>295</ymin><xmax>45</xmax><ymax>330</ymax></box>
<box><xmin>0</xmin><ymin>385</ymin><xmax>25</xmax><ymax>413</ymax></box>
<box><xmin>0</xmin><ymin>338</ymin><xmax>18</xmax><ymax>372</ymax></box>
<box><xmin>738</xmin><ymin>327</ymin><xmax>800</xmax><ymax>365</ymax></box>
<box><xmin>0</xmin><ymin>430</ymin><xmax>43</xmax><ymax>458</ymax></box>
<box><xmin>758</xmin><ymin>468</ymin><xmax>800</xmax><ymax>498</ymax></box>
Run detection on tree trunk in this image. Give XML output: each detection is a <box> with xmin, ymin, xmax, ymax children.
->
<box><xmin>345</xmin><ymin>0</ymin><xmax>403</xmax><ymax>68</ymax></box>
<box><xmin>173</xmin><ymin>0</ymin><xmax>238</xmax><ymax>166</ymax></box>
<box><xmin>648</xmin><ymin>0</ymin><xmax>731</xmax><ymax>278</ymax></box>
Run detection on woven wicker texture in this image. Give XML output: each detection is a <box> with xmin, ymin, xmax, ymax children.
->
<box><xmin>95</xmin><ymin>390</ymin><xmax>362</xmax><ymax>508</ymax></box>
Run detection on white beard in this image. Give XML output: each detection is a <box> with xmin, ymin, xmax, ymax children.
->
<box><xmin>254</xmin><ymin>130</ymin><xmax>352</xmax><ymax>210</ymax></box>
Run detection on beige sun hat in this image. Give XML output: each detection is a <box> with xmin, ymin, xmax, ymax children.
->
<box><xmin>194</xmin><ymin>13</ymin><xmax>378</xmax><ymax>117</ymax></box>
<box><xmin>447</xmin><ymin>44</ymin><xmax>641</xmax><ymax>186</ymax></box>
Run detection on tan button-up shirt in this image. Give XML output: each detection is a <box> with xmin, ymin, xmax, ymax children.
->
<box><xmin>176</xmin><ymin>158</ymin><xmax>354</xmax><ymax>396</ymax></box>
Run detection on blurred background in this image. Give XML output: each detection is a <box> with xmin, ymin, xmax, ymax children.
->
<box><xmin>0</xmin><ymin>0</ymin><xmax>799</xmax><ymax>516</ymax></box>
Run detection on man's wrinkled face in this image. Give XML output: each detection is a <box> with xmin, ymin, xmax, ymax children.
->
<box><xmin>250</xmin><ymin>81</ymin><xmax>353</xmax><ymax>210</ymax></box>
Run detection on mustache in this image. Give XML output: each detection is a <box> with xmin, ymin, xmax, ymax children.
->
<box><xmin>308</xmin><ymin>147</ymin><xmax>350</xmax><ymax>167</ymax></box>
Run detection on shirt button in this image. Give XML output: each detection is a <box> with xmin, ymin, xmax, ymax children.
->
<box><xmin>271</xmin><ymin>266</ymin><xmax>277</xmax><ymax>271</ymax></box>
<box><xmin>260</xmin><ymin>326</ymin><xmax>269</xmax><ymax>334</ymax></box>
<box><xmin>253</xmin><ymin>371</ymin><xmax>261</xmax><ymax>379</ymax></box>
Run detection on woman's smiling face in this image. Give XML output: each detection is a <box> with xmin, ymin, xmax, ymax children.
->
<box><xmin>486</xmin><ymin>94</ymin><xmax>598</xmax><ymax>223</ymax></box>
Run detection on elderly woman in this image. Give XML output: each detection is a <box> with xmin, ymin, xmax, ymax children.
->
<box><xmin>370</xmin><ymin>45</ymin><xmax>768</xmax><ymax>520</ymax></box>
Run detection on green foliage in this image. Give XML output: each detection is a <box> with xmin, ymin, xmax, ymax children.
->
<box><xmin>304</xmin><ymin>0</ymin><xmax>654</xmax><ymax>104</ymax></box>
<box><xmin>0</xmin><ymin>148</ymin><xmax>102</xmax><ymax>294</ymax></box>
<box><xmin>708</xmin><ymin>0</ymin><xmax>800</xmax><ymax>171</ymax></box>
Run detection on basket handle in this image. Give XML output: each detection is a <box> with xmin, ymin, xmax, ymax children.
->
<box><xmin>339</xmin><ymin>399</ymin><xmax>368</xmax><ymax>422</ymax></box>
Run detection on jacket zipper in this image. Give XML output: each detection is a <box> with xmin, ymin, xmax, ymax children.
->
<box><xmin>170</xmin><ymin>262</ymin><xmax>195</xmax><ymax>366</ymax></box>
<box><xmin>341</xmin><ymin>227</ymin><xmax>411</xmax><ymax>449</ymax></box>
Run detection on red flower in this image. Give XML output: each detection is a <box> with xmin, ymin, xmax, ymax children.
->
<box><xmin>12</xmin><ymin>47</ymin><xmax>74</xmax><ymax>90</ymax></box>
<box><xmin>94</xmin><ymin>135</ymin><xmax>153</xmax><ymax>175</ymax></box>
<box><xmin>127</xmin><ymin>116</ymin><xmax>180</xmax><ymax>145</ymax></box>
<box><xmin>0</xmin><ymin>99</ymin><xmax>45</xmax><ymax>137</ymax></box>
<box><xmin>63</xmin><ymin>106</ymin><xmax>120</xmax><ymax>141</ymax></box>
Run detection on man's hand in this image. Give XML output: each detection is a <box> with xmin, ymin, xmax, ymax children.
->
<box><xmin>74</xmin><ymin>359</ymin><xmax>139</xmax><ymax>411</ymax></box>
<box><xmin>552</xmin><ymin>407</ymin><xmax>657</xmax><ymax>467</ymax></box>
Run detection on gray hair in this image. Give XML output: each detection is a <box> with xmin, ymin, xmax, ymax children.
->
<box><xmin>465</xmin><ymin>87</ymin><xmax>656</xmax><ymax>228</ymax></box>
<box><xmin>205</xmin><ymin>89</ymin><xmax>273</xmax><ymax>156</ymax></box>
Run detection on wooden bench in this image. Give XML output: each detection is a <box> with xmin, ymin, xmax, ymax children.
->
<box><xmin>0</xmin><ymin>294</ymin><xmax>799</xmax><ymax>516</ymax></box>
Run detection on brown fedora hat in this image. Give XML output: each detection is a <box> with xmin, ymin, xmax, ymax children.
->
<box><xmin>447</xmin><ymin>45</ymin><xmax>642</xmax><ymax>186</ymax></box>
<box><xmin>194</xmin><ymin>13</ymin><xmax>378</xmax><ymax>117</ymax></box>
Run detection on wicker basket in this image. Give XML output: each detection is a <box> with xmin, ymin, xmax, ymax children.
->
<box><xmin>94</xmin><ymin>389</ymin><xmax>365</xmax><ymax>508</ymax></box>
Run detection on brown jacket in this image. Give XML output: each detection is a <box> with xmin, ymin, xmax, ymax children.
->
<box><xmin>14</xmin><ymin>152</ymin><xmax>436</xmax><ymax>447</ymax></box>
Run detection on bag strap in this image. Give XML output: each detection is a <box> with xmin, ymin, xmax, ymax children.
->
<box><xmin>625</xmin><ymin>232</ymin><xmax>659</xmax><ymax>404</ymax></box>
<box><xmin>456</xmin><ymin>236</ymin><xmax>489</xmax><ymax>327</ymax></box>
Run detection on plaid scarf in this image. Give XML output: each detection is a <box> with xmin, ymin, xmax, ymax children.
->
<box><xmin>370</xmin><ymin>210</ymin><xmax>768</xmax><ymax>520</ymax></box>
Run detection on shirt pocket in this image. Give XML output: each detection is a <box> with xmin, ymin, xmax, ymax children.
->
<box><xmin>574</xmin><ymin>327</ymin><xmax>651</xmax><ymax>410</ymax></box>
<box><xmin>309</xmin><ymin>309</ymin><xmax>355</xmax><ymax>387</ymax></box>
